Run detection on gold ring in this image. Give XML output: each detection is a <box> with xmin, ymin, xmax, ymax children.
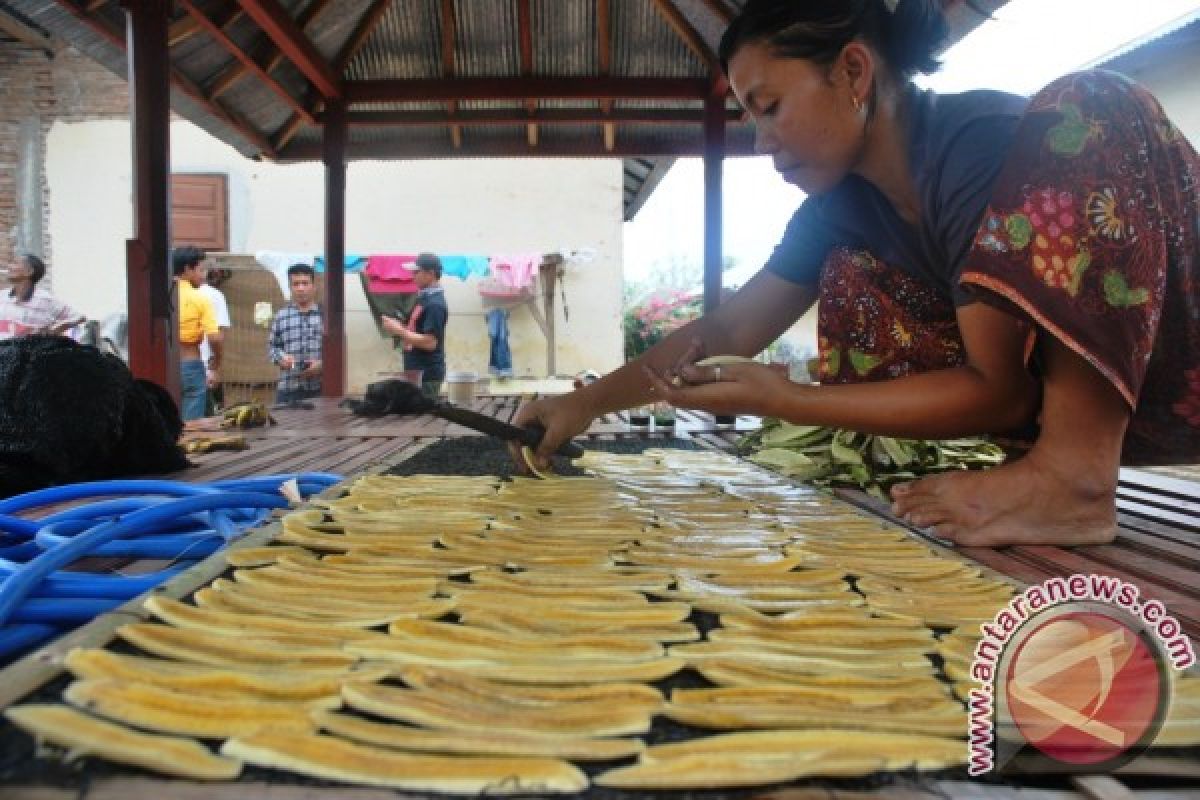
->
<box><xmin>671</xmin><ymin>374</ymin><xmax>684</xmax><ymax>388</ymax></box>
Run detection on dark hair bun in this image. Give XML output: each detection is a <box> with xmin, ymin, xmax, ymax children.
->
<box><xmin>884</xmin><ymin>0</ymin><xmax>948</xmax><ymax>76</ymax></box>
<box><xmin>718</xmin><ymin>0</ymin><xmax>948</xmax><ymax>80</ymax></box>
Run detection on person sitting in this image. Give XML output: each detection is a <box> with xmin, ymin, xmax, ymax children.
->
<box><xmin>0</xmin><ymin>253</ymin><xmax>84</xmax><ymax>340</ymax></box>
<box><xmin>515</xmin><ymin>0</ymin><xmax>1200</xmax><ymax>548</ymax></box>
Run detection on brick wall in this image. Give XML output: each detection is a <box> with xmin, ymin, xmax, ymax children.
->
<box><xmin>0</xmin><ymin>40</ymin><xmax>128</xmax><ymax>268</ymax></box>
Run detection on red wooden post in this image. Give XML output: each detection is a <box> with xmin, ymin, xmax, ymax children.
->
<box><xmin>702</xmin><ymin>83</ymin><xmax>726</xmax><ymax>313</ymax></box>
<box><xmin>322</xmin><ymin>96</ymin><xmax>347</xmax><ymax>397</ymax></box>
<box><xmin>122</xmin><ymin>0</ymin><xmax>177</xmax><ymax>397</ymax></box>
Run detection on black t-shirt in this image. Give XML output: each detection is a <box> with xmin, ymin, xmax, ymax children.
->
<box><xmin>764</xmin><ymin>86</ymin><xmax>1029</xmax><ymax>304</ymax></box>
<box><xmin>403</xmin><ymin>287</ymin><xmax>448</xmax><ymax>381</ymax></box>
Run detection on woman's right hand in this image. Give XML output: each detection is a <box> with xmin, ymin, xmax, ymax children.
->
<box><xmin>511</xmin><ymin>393</ymin><xmax>597</xmax><ymax>473</ymax></box>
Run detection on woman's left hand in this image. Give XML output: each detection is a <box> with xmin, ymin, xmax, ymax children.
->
<box><xmin>643</xmin><ymin>359</ymin><xmax>789</xmax><ymax>417</ymax></box>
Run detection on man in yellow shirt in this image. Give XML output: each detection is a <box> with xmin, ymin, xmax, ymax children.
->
<box><xmin>172</xmin><ymin>246</ymin><xmax>223</xmax><ymax>420</ymax></box>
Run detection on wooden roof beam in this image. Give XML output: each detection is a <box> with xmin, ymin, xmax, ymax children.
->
<box><xmin>517</xmin><ymin>0</ymin><xmax>536</xmax><ymax>147</ymax></box>
<box><xmin>650</xmin><ymin>0</ymin><xmax>725</xmax><ymax>90</ymax></box>
<box><xmin>697</xmin><ymin>0</ymin><xmax>735</xmax><ymax>24</ymax></box>
<box><xmin>0</xmin><ymin>7</ymin><xmax>54</xmax><ymax>52</ymax></box>
<box><xmin>440</xmin><ymin>0</ymin><xmax>462</xmax><ymax>149</ymax></box>
<box><xmin>343</xmin><ymin>107</ymin><xmax>739</xmax><ymax>125</ymax></box>
<box><xmin>280</xmin><ymin>137</ymin><xmax>757</xmax><ymax>161</ymax></box>
<box><xmin>178</xmin><ymin>0</ymin><xmax>314</xmax><ymax>123</ymax></box>
<box><xmin>598</xmin><ymin>0</ymin><xmax>613</xmax><ymax>151</ymax></box>
<box><xmin>53</xmin><ymin>0</ymin><xmax>276</xmax><ymax>157</ymax></box>
<box><xmin>270</xmin><ymin>0</ymin><xmax>392</xmax><ymax>151</ymax></box>
<box><xmin>209</xmin><ymin>0</ymin><xmax>335</xmax><ymax>99</ymax></box>
<box><xmin>169</xmin><ymin>0</ymin><xmax>238</xmax><ymax>47</ymax></box>
<box><xmin>237</xmin><ymin>0</ymin><xmax>341</xmax><ymax>98</ymax></box>
<box><xmin>347</xmin><ymin>77</ymin><xmax>710</xmax><ymax>102</ymax></box>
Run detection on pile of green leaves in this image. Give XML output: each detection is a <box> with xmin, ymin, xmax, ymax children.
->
<box><xmin>738</xmin><ymin>420</ymin><xmax>1005</xmax><ymax>499</ymax></box>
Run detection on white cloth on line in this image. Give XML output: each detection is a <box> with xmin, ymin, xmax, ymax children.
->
<box><xmin>254</xmin><ymin>251</ymin><xmax>315</xmax><ymax>297</ymax></box>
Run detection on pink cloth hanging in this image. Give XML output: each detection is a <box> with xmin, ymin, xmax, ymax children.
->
<box><xmin>488</xmin><ymin>253</ymin><xmax>540</xmax><ymax>291</ymax></box>
<box><xmin>365</xmin><ymin>254</ymin><xmax>418</xmax><ymax>293</ymax></box>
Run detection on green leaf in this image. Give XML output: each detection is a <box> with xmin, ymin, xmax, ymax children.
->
<box><xmin>1046</xmin><ymin>103</ymin><xmax>1094</xmax><ymax>156</ymax></box>
<box><xmin>1006</xmin><ymin>214</ymin><xmax>1033</xmax><ymax>250</ymax></box>
<box><xmin>878</xmin><ymin>436</ymin><xmax>915</xmax><ymax>468</ymax></box>
<box><xmin>825</xmin><ymin>348</ymin><xmax>841</xmax><ymax>378</ymax></box>
<box><xmin>761</xmin><ymin>423</ymin><xmax>829</xmax><ymax>448</ymax></box>
<box><xmin>1102</xmin><ymin>269</ymin><xmax>1150</xmax><ymax>308</ymax></box>
<box><xmin>848</xmin><ymin>349</ymin><xmax>882</xmax><ymax>377</ymax></box>
<box><xmin>830</xmin><ymin>438</ymin><xmax>864</xmax><ymax>466</ymax></box>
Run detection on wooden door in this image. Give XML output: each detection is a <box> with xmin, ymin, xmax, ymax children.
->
<box><xmin>171</xmin><ymin>173</ymin><xmax>228</xmax><ymax>251</ymax></box>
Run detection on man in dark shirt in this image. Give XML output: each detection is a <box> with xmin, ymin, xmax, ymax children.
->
<box><xmin>383</xmin><ymin>253</ymin><xmax>447</xmax><ymax>400</ymax></box>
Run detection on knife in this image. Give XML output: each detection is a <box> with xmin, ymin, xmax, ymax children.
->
<box><xmin>432</xmin><ymin>405</ymin><xmax>585</xmax><ymax>458</ymax></box>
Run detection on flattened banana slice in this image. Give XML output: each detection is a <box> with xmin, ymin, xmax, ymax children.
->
<box><xmin>193</xmin><ymin>587</ymin><xmax>454</xmax><ymax>627</ymax></box>
<box><xmin>596</xmin><ymin>752</ymin><xmax>883</xmax><ymax>788</ymax></box>
<box><xmin>116</xmin><ymin>623</ymin><xmax>356</xmax><ymax>670</ymax></box>
<box><xmin>343</xmin><ymin>682</ymin><xmax>652</xmax><ymax>736</ymax></box>
<box><xmin>639</xmin><ymin>728</ymin><xmax>966</xmax><ymax>767</ymax></box>
<box><xmin>665</xmin><ymin>703</ymin><xmax>966</xmax><ymax>737</ymax></box>
<box><xmin>226</xmin><ymin>545</ymin><xmax>315</xmax><ymax>567</ymax></box>
<box><xmin>695</xmin><ymin>659</ymin><xmax>948</xmax><ymax>692</ymax></box>
<box><xmin>143</xmin><ymin>596</ymin><xmax>378</xmax><ymax>642</ymax></box>
<box><xmin>397</xmin><ymin>665</ymin><xmax>663</xmax><ymax>706</ymax></box>
<box><xmin>6</xmin><ymin>704</ymin><xmax>242</xmax><ymax>780</ymax></box>
<box><xmin>64</xmin><ymin>648</ymin><xmax>387</xmax><ymax>701</ymax></box>
<box><xmin>389</xmin><ymin>657</ymin><xmax>684</xmax><ymax>685</ymax></box>
<box><xmin>222</xmin><ymin>731</ymin><xmax>588</xmax><ymax>794</ymax></box>
<box><xmin>64</xmin><ymin>679</ymin><xmax>316</xmax><ymax>738</ymax></box>
<box><xmin>315</xmin><ymin>710</ymin><xmax>644</xmax><ymax>761</ymax></box>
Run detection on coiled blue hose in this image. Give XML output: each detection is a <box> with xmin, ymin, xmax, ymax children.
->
<box><xmin>0</xmin><ymin>472</ymin><xmax>341</xmax><ymax>662</ymax></box>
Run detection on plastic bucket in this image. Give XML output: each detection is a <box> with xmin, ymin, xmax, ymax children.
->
<box><xmin>446</xmin><ymin>371</ymin><xmax>478</xmax><ymax>405</ymax></box>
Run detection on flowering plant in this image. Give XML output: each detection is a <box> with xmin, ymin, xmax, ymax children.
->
<box><xmin>623</xmin><ymin>289</ymin><xmax>703</xmax><ymax>360</ymax></box>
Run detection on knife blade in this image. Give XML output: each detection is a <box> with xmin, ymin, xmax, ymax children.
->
<box><xmin>432</xmin><ymin>405</ymin><xmax>585</xmax><ymax>458</ymax></box>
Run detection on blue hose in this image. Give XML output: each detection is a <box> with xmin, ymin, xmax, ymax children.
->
<box><xmin>0</xmin><ymin>490</ymin><xmax>290</xmax><ymax>627</ymax></box>
<box><xmin>0</xmin><ymin>472</ymin><xmax>341</xmax><ymax>661</ymax></box>
<box><xmin>0</xmin><ymin>623</ymin><xmax>59</xmax><ymax>660</ymax></box>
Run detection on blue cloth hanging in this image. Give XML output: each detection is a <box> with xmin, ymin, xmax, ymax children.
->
<box><xmin>485</xmin><ymin>308</ymin><xmax>513</xmax><ymax>377</ymax></box>
<box><xmin>313</xmin><ymin>254</ymin><xmax>366</xmax><ymax>273</ymax></box>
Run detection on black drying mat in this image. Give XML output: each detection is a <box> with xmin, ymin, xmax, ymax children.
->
<box><xmin>386</xmin><ymin>435</ymin><xmax>704</xmax><ymax>478</ymax></box>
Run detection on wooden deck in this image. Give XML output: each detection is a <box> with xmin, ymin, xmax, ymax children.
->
<box><xmin>2</xmin><ymin>395</ymin><xmax>1199</xmax><ymax>797</ymax></box>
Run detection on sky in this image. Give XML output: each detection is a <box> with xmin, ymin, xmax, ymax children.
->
<box><xmin>623</xmin><ymin>0</ymin><xmax>1200</xmax><ymax>290</ymax></box>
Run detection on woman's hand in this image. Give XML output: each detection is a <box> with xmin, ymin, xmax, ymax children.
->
<box><xmin>510</xmin><ymin>393</ymin><xmax>598</xmax><ymax>473</ymax></box>
<box><xmin>644</xmin><ymin>358</ymin><xmax>790</xmax><ymax>417</ymax></box>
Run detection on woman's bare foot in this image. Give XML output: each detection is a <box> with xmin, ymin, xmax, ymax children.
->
<box><xmin>890</xmin><ymin>449</ymin><xmax>1118</xmax><ymax>547</ymax></box>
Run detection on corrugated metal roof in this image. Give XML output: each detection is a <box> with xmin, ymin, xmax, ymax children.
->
<box><xmin>10</xmin><ymin>0</ymin><xmax>1001</xmax><ymax>215</ymax></box>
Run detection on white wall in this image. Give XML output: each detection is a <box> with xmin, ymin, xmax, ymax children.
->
<box><xmin>47</xmin><ymin>118</ymin><xmax>624</xmax><ymax>391</ymax></box>
<box><xmin>1115</xmin><ymin>47</ymin><xmax>1200</xmax><ymax>148</ymax></box>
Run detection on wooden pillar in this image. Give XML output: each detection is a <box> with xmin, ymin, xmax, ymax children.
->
<box><xmin>702</xmin><ymin>84</ymin><xmax>726</xmax><ymax>313</ymax></box>
<box><xmin>122</xmin><ymin>0</ymin><xmax>177</xmax><ymax>396</ymax></box>
<box><xmin>539</xmin><ymin>254</ymin><xmax>562</xmax><ymax>377</ymax></box>
<box><xmin>321</xmin><ymin>96</ymin><xmax>347</xmax><ymax>397</ymax></box>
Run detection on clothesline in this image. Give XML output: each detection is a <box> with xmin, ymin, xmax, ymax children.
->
<box><xmin>253</xmin><ymin>250</ymin><xmax>584</xmax><ymax>298</ymax></box>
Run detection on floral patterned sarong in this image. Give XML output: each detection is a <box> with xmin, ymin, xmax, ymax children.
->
<box><xmin>818</xmin><ymin>71</ymin><xmax>1200</xmax><ymax>464</ymax></box>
